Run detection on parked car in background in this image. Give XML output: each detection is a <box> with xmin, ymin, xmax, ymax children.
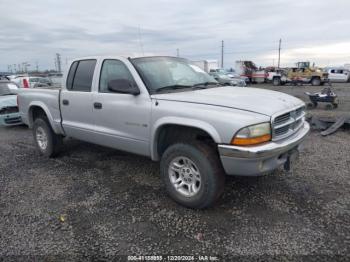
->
<box><xmin>28</xmin><ymin>77</ymin><xmax>48</xmax><ymax>88</ymax></box>
<box><xmin>209</xmin><ymin>70</ymin><xmax>247</xmax><ymax>87</ymax></box>
<box><xmin>49</xmin><ymin>76</ymin><xmax>63</xmax><ymax>87</ymax></box>
<box><xmin>8</xmin><ymin>75</ymin><xmax>55</xmax><ymax>88</ymax></box>
<box><xmin>325</xmin><ymin>67</ymin><xmax>350</xmax><ymax>82</ymax></box>
<box><xmin>0</xmin><ymin>80</ymin><xmax>22</xmax><ymax>126</ymax></box>
<box><xmin>8</xmin><ymin>75</ymin><xmax>29</xmax><ymax>88</ymax></box>
<box><xmin>33</xmin><ymin>77</ymin><xmax>54</xmax><ymax>88</ymax></box>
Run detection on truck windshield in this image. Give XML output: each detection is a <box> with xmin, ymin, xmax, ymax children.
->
<box><xmin>131</xmin><ymin>57</ymin><xmax>218</xmax><ymax>93</ymax></box>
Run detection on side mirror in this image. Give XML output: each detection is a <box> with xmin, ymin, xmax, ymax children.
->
<box><xmin>107</xmin><ymin>79</ymin><xmax>140</xmax><ymax>95</ymax></box>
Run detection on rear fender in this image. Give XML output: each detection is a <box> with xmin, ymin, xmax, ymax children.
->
<box><xmin>28</xmin><ymin>101</ymin><xmax>63</xmax><ymax>134</ymax></box>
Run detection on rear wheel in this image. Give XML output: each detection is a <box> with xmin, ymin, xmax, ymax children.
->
<box><xmin>273</xmin><ymin>77</ymin><xmax>281</xmax><ymax>86</ymax></box>
<box><xmin>33</xmin><ymin>117</ymin><xmax>62</xmax><ymax>157</ymax></box>
<box><xmin>307</xmin><ymin>102</ymin><xmax>315</xmax><ymax>109</ymax></box>
<box><xmin>311</xmin><ymin>77</ymin><xmax>321</xmax><ymax>86</ymax></box>
<box><xmin>160</xmin><ymin>142</ymin><xmax>225</xmax><ymax>209</ymax></box>
<box><xmin>325</xmin><ymin>104</ymin><xmax>334</xmax><ymax>110</ymax></box>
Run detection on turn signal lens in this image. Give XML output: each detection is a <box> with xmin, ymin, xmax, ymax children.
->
<box><xmin>232</xmin><ymin>134</ymin><xmax>271</xmax><ymax>146</ymax></box>
<box><xmin>231</xmin><ymin>123</ymin><xmax>271</xmax><ymax>146</ymax></box>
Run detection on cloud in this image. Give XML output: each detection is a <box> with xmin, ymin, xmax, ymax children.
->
<box><xmin>0</xmin><ymin>0</ymin><xmax>350</xmax><ymax>71</ymax></box>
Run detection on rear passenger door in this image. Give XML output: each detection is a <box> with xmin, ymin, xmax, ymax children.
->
<box><xmin>61</xmin><ymin>59</ymin><xmax>97</xmax><ymax>142</ymax></box>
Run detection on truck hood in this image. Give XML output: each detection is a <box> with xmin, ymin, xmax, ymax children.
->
<box><xmin>151</xmin><ymin>86</ymin><xmax>304</xmax><ymax>116</ymax></box>
<box><xmin>0</xmin><ymin>95</ymin><xmax>17</xmax><ymax>108</ymax></box>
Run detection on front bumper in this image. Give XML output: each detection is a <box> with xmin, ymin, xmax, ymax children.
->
<box><xmin>218</xmin><ymin>121</ymin><xmax>310</xmax><ymax>176</ymax></box>
<box><xmin>0</xmin><ymin>113</ymin><xmax>22</xmax><ymax>126</ymax></box>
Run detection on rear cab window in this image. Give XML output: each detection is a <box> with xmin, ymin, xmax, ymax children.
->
<box><xmin>66</xmin><ymin>59</ymin><xmax>96</xmax><ymax>92</ymax></box>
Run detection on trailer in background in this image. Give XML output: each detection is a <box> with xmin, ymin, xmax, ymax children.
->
<box><xmin>191</xmin><ymin>60</ymin><xmax>219</xmax><ymax>73</ymax></box>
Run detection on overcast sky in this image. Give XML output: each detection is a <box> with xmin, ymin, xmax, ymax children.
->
<box><xmin>1</xmin><ymin>0</ymin><xmax>350</xmax><ymax>72</ymax></box>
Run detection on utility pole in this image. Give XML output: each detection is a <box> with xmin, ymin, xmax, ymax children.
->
<box><xmin>278</xmin><ymin>38</ymin><xmax>282</xmax><ymax>68</ymax></box>
<box><xmin>36</xmin><ymin>61</ymin><xmax>39</xmax><ymax>72</ymax></box>
<box><xmin>56</xmin><ymin>53</ymin><xmax>62</xmax><ymax>73</ymax></box>
<box><xmin>176</xmin><ymin>48</ymin><xmax>180</xmax><ymax>57</ymax></box>
<box><xmin>221</xmin><ymin>40</ymin><xmax>224</xmax><ymax>68</ymax></box>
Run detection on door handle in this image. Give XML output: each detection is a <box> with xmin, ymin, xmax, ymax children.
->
<box><xmin>62</xmin><ymin>99</ymin><xmax>69</xmax><ymax>105</ymax></box>
<box><xmin>94</xmin><ymin>102</ymin><xmax>102</xmax><ymax>109</ymax></box>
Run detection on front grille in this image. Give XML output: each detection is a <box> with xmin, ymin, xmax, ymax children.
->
<box><xmin>274</xmin><ymin>112</ymin><xmax>290</xmax><ymax>126</ymax></box>
<box><xmin>0</xmin><ymin>106</ymin><xmax>19</xmax><ymax>115</ymax></box>
<box><xmin>272</xmin><ymin>106</ymin><xmax>305</xmax><ymax>140</ymax></box>
<box><xmin>4</xmin><ymin>117</ymin><xmax>21</xmax><ymax>124</ymax></box>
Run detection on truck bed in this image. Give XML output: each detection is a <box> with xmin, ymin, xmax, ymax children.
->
<box><xmin>18</xmin><ymin>88</ymin><xmax>64</xmax><ymax>134</ymax></box>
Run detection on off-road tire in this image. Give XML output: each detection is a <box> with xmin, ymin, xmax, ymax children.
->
<box><xmin>33</xmin><ymin>117</ymin><xmax>63</xmax><ymax>157</ymax></box>
<box><xmin>273</xmin><ymin>77</ymin><xmax>281</xmax><ymax>86</ymax></box>
<box><xmin>325</xmin><ymin>104</ymin><xmax>334</xmax><ymax>110</ymax></box>
<box><xmin>311</xmin><ymin>77</ymin><xmax>321</xmax><ymax>86</ymax></box>
<box><xmin>160</xmin><ymin>142</ymin><xmax>225</xmax><ymax>209</ymax></box>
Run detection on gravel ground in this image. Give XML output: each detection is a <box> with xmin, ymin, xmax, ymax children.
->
<box><xmin>0</xmin><ymin>83</ymin><xmax>349</xmax><ymax>261</ymax></box>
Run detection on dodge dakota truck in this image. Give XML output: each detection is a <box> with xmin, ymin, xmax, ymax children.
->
<box><xmin>18</xmin><ymin>56</ymin><xmax>310</xmax><ymax>208</ymax></box>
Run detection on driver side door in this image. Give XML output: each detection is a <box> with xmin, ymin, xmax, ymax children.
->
<box><xmin>92</xmin><ymin>59</ymin><xmax>151</xmax><ymax>156</ymax></box>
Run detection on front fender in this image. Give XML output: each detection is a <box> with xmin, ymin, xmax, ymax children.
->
<box><xmin>151</xmin><ymin>116</ymin><xmax>222</xmax><ymax>161</ymax></box>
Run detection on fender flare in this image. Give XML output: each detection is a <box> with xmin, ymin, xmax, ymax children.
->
<box><xmin>28</xmin><ymin>101</ymin><xmax>61</xmax><ymax>134</ymax></box>
<box><xmin>151</xmin><ymin>116</ymin><xmax>222</xmax><ymax>161</ymax></box>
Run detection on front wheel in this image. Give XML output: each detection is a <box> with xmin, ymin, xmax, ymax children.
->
<box><xmin>160</xmin><ymin>142</ymin><xmax>225</xmax><ymax>209</ymax></box>
<box><xmin>33</xmin><ymin>117</ymin><xmax>62</xmax><ymax>157</ymax></box>
<box><xmin>273</xmin><ymin>77</ymin><xmax>281</xmax><ymax>86</ymax></box>
<box><xmin>311</xmin><ymin>77</ymin><xmax>321</xmax><ymax>86</ymax></box>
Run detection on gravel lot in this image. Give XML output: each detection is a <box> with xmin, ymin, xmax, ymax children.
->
<box><xmin>0</xmin><ymin>83</ymin><xmax>349</xmax><ymax>261</ymax></box>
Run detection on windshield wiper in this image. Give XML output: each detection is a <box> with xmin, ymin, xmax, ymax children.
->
<box><xmin>154</xmin><ymin>84</ymin><xmax>192</xmax><ymax>93</ymax></box>
<box><xmin>192</xmin><ymin>81</ymin><xmax>219</xmax><ymax>89</ymax></box>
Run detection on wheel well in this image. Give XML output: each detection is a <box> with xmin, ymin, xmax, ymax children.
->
<box><xmin>30</xmin><ymin>106</ymin><xmax>48</xmax><ymax>125</ymax></box>
<box><xmin>156</xmin><ymin>125</ymin><xmax>216</xmax><ymax>159</ymax></box>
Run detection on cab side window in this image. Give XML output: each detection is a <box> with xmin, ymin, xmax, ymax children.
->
<box><xmin>67</xmin><ymin>59</ymin><xmax>96</xmax><ymax>92</ymax></box>
<box><xmin>99</xmin><ymin>59</ymin><xmax>135</xmax><ymax>93</ymax></box>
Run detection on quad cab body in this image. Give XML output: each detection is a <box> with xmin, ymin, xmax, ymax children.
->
<box><xmin>18</xmin><ymin>56</ymin><xmax>310</xmax><ymax>208</ymax></box>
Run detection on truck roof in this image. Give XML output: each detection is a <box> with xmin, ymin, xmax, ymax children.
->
<box><xmin>69</xmin><ymin>55</ymin><xmax>182</xmax><ymax>62</ymax></box>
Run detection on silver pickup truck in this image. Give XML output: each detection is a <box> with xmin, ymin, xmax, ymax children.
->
<box><xmin>18</xmin><ymin>56</ymin><xmax>310</xmax><ymax>208</ymax></box>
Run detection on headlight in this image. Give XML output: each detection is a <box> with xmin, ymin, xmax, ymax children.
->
<box><xmin>231</xmin><ymin>123</ymin><xmax>271</xmax><ymax>146</ymax></box>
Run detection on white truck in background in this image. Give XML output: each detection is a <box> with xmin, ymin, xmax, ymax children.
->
<box><xmin>324</xmin><ymin>67</ymin><xmax>350</xmax><ymax>82</ymax></box>
<box><xmin>235</xmin><ymin>61</ymin><xmax>267</xmax><ymax>83</ymax></box>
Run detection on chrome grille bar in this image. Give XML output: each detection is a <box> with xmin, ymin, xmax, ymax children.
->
<box><xmin>271</xmin><ymin>106</ymin><xmax>306</xmax><ymax>141</ymax></box>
